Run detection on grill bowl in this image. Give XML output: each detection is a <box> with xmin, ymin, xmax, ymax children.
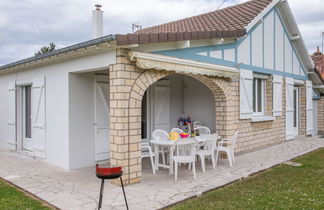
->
<box><xmin>96</xmin><ymin>165</ymin><xmax>123</xmax><ymax>179</ymax></box>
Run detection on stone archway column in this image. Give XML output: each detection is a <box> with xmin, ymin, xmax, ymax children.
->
<box><xmin>110</xmin><ymin>49</ymin><xmax>172</xmax><ymax>185</ymax></box>
<box><xmin>299</xmin><ymin>85</ymin><xmax>306</xmax><ymax>135</ymax></box>
<box><xmin>109</xmin><ymin>48</ymin><xmax>142</xmax><ymax>185</ymax></box>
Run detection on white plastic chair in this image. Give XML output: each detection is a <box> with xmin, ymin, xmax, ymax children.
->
<box><xmin>172</xmin><ymin>138</ymin><xmax>198</xmax><ymax>181</ymax></box>
<box><xmin>170</xmin><ymin>128</ymin><xmax>184</xmax><ymax>134</ymax></box>
<box><xmin>141</xmin><ymin>143</ymin><xmax>155</xmax><ymax>174</ymax></box>
<box><xmin>193</xmin><ymin>121</ymin><xmax>203</xmax><ymax>129</ymax></box>
<box><xmin>196</xmin><ymin>133</ymin><xmax>218</xmax><ymax>173</ymax></box>
<box><xmin>152</xmin><ymin>129</ymin><xmax>169</xmax><ymax>165</ymax></box>
<box><xmin>215</xmin><ymin>131</ymin><xmax>239</xmax><ymax>167</ymax></box>
<box><xmin>195</xmin><ymin>126</ymin><xmax>211</xmax><ymax>141</ymax></box>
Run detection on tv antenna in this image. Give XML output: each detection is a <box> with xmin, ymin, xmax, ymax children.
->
<box><xmin>132</xmin><ymin>22</ymin><xmax>142</xmax><ymax>33</ymax></box>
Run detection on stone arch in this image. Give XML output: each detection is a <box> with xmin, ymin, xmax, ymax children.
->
<box><xmin>109</xmin><ymin>62</ymin><xmax>237</xmax><ymax>185</ymax></box>
<box><xmin>128</xmin><ymin>69</ymin><xmax>233</xmax><ymax>140</ymax></box>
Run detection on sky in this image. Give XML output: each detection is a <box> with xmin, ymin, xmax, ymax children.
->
<box><xmin>0</xmin><ymin>0</ymin><xmax>324</xmax><ymax>66</ymax></box>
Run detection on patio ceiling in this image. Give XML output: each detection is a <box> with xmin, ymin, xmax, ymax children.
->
<box><xmin>129</xmin><ymin>51</ymin><xmax>239</xmax><ymax>79</ymax></box>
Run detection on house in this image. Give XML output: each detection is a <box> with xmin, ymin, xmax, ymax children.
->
<box><xmin>311</xmin><ymin>47</ymin><xmax>324</xmax><ymax>78</ymax></box>
<box><xmin>311</xmin><ymin>47</ymin><xmax>324</xmax><ymax>134</ymax></box>
<box><xmin>0</xmin><ymin>0</ymin><xmax>323</xmax><ymax>185</ymax></box>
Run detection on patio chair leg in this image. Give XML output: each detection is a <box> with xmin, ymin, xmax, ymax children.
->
<box><xmin>149</xmin><ymin>147</ymin><xmax>156</xmax><ymax>174</ymax></box>
<box><xmin>150</xmin><ymin>156</ymin><xmax>156</xmax><ymax>175</ymax></box>
<box><xmin>161</xmin><ymin>148</ymin><xmax>166</xmax><ymax>165</ymax></box>
<box><xmin>227</xmin><ymin>151</ymin><xmax>233</xmax><ymax>167</ymax></box>
<box><xmin>215</xmin><ymin>150</ymin><xmax>220</xmax><ymax>166</ymax></box>
<box><xmin>175</xmin><ymin>162</ymin><xmax>178</xmax><ymax>181</ymax></box>
<box><xmin>211</xmin><ymin>154</ymin><xmax>216</xmax><ymax>170</ymax></box>
<box><xmin>98</xmin><ymin>179</ymin><xmax>105</xmax><ymax>210</ymax></box>
<box><xmin>193</xmin><ymin>161</ymin><xmax>196</xmax><ymax>180</ymax></box>
<box><xmin>120</xmin><ymin>177</ymin><xmax>129</xmax><ymax>210</ymax></box>
<box><xmin>200</xmin><ymin>155</ymin><xmax>205</xmax><ymax>173</ymax></box>
<box><xmin>231</xmin><ymin>150</ymin><xmax>235</xmax><ymax>163</ymax></box>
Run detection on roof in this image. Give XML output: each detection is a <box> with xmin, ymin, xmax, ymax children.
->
<box><xmin>0</xmin><ymin>35</ymin><xmax>115</xmax><ymax>72</ymax></box>
<box><xmin>0</xmin><ymin>0</ymin><xmax>273</xmax><ymax>72</ymax></box>
<box><xmin>115</xmin><ymin>0</ymin><xmax>273</xmax><ymax>45</ymax></box>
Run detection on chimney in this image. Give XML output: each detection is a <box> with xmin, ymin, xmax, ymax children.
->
<box><xmin>314</xmin><ymin>46</ymin><xmax>322</xmax><ymax>56</ymax></box>
<box><xmin>92</xmin><ymin>4</ymin><xmax>103</xmax><ymax>39</ymax></box>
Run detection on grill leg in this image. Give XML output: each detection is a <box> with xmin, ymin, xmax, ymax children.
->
<box><xmin>98</xmin><ymin>179</ymin><xmax>105</xmax><ymax>210</ymax></box>
<box><xmin>120</xmin><ymin>177</ymin><xmax>129</xmax><ymax>210</ymax></box>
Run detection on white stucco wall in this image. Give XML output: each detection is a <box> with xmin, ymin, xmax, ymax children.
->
<box><xmin>149</xmin><ymin>75</ymin><xmax>215</xmax><ymax>134</ymax></box>
<box><xmin>0</xmin><ymin>64</ymin><xmax>70</xmax><ymax>168</ymax></box>
<box><xmin>0</xmin><ymin>49</ymin><xmax>115</xmax><ymax>169</ymax></box>
<box><xmin>169</xmin><ymin>75</ymin><xmax>184</xmax><ymax>129</ymax></box>
<box><xmin>68</xmin><ymin>72</ymin><xmax>96</xmax><ymax>169</ymax></box>
<box><xmin>183</xmin><ymin>76</ymin><xmax>215</xmax><ymax>132</ymax></box>
<box><xmin>251</xmin><ymin>23</ymin><xmax>263</xmax><ymax>68</ymax></box>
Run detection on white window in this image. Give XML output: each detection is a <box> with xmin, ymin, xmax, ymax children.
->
<box><xmin>252</xmin><ymin>78</ymin><xmax>265</xmax><ymax>115</ymax></box>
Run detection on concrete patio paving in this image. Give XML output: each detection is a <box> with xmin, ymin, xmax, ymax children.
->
<box><xmin>0</xmin><ymin>136</ymin><xmax>323</xmax><ymax>210</ymax></box>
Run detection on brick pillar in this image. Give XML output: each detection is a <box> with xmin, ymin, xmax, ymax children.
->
<box><xmin>109</xmin><ymin>48</ymin><xmax>142</xmax><ymax>185</ymax></box>
<box><xmin>318</xmin><ymin>97</ymin><xmax>324</xmax><ymax>134</ymax></box>
<box><xmin>282</xmin><ymin>78</ymin><xmax>287</xmax><ymax>137</ymax></box>
<box><xmin>266</xmin><ymin>76</ymin><xmax>273</xmax><ymax>116</ymax></box>
<box><xmin>299</xmin><ymin>85</ymin><xmax>306</xmax><ymax>135</ymax></box>
<box><xmin>223</xmin><ymin>79</ymin><xmax>239</xmax><ymax>139</ymax></box>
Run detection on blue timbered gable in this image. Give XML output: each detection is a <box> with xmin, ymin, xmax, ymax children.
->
<box><xmin>153</xmin><ymin>6</ymin><xmax>308</xmax><ymax>80</ymax></box>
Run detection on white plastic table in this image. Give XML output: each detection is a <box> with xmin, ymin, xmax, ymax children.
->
<box><xmin>150</xmin><ymin>137</ymin><xmax>206</xmax><ymax>174</ymax></box>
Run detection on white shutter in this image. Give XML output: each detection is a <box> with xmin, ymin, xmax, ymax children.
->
<box><xmin>272</xmin><ymin>75</ymin><xmax>283</xmax><ymax>116</ymax></box>
<box><xmin>31</xmin><ymin>77</ymin><xmax>46</xmax><ymax>158</ymax></box>
<box><xmin>240</xmin><ymin>69</ymin><xmax>253</xmax><ymax>119</ymax></box>
<box><xmin>285</xmin><ymin>77</ymin><xmax>294</xmax><ymax>140</ymax></box>
<box><xmin>306</xmin><ymin>80</ymin><xmax>314</xmax><ymax>136</ymax></box>
<box><xmin>7</xmin><ymin>81</ymin><xmax>17</xmax><ymax>151</ymax></box>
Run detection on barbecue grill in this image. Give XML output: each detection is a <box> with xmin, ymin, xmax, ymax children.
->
<box><xmin>96</xmin><ymin>164</ymin><xmax>128</xmax><ymax>210</ymax></box>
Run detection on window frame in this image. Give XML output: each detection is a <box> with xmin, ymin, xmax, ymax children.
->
<box><xmin>22</xmin><ymin>85</ymin><xmax>32</xmax><ymax>140</ymax></box>
<box><xmin>252</xmin><ymin>77</ymin><xmax>266</xmax><ymax>116</ymax></box>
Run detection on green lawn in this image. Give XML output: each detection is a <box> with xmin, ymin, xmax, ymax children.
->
<box><xmin>168</xmin><ymin>148</ymin><xmax>324</xmax><ymax>210</ymax></box>
<box><xmin>0</xmin><ymin>179</ymin><xmax>53</xmax><ymax>210</ymax></box>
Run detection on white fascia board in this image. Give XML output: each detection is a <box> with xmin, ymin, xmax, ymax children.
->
<box><xmin>245</xmin><ymin>0</ymin><xmax>280</xmax><ymax>32</ymax></box>
<box><xmin>277</xmin><ymin>1</ymin><xmax>314</xmax><ymax>70</ymax></box>
<box><xmin>129</xmin><ymin>51</ymin><xmax>239</xmax><ymax>73</ymax></box>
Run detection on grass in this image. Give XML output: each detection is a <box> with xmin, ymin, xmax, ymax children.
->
<box><xmin>167</xmin><ymin>148</ymin><xmax>324</xmax><ymax>210</ymax></box>
<box><xmin>0</xmin><ymin>179</ymin><xmax>54</xmax><ymax>210</ymax></box>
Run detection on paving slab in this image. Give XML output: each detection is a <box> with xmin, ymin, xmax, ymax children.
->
<box><xmin>0</xmin><ymin>136</ymin><xmax>323</xmax><ymax>210</ymax></box>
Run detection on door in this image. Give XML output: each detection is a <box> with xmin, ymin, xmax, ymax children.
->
<box><xmin>22</xmin><ymin>85</ymin><xmax>33</xmax><ymax>151</ymax></box>
<box><xmin>293</xmin><ymin>86</ymin><xmax>299</xmax><ymax>136</ymax></box>
<box><xmin>95</xmin><ymin>82</ymin><xmax>110</xmax><ymax>161</ymax></box>
<box><xmin>153</xmin><ymin>86</ymin><xmax>170</xmax><ymax>131</ymax></box>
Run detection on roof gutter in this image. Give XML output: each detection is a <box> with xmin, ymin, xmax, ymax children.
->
<box><xmin>0</xmin><ymin>34</ymin><xmax>116</xmax><ymax>72</ymax></box>
<box><xmin>277</xmin><ymin>1</ymin><xmax>314</xmax><ymax>70</ymax></box>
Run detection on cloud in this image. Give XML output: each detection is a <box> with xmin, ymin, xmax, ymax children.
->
<box><xmin>0</xmin><ymin>0</ymin><xmax>323</xmax><ymax>65</ymax></box>
<box><xmin>288</xmin><ymin>0</ymin><xmax>324</xmax><ymax>53</ymax></box>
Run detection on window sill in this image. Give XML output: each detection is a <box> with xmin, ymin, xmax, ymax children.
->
<box><xmin>251</xmin><ymin>116</ymin><xmax>276</xmax><ymax>122</ymax></box>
